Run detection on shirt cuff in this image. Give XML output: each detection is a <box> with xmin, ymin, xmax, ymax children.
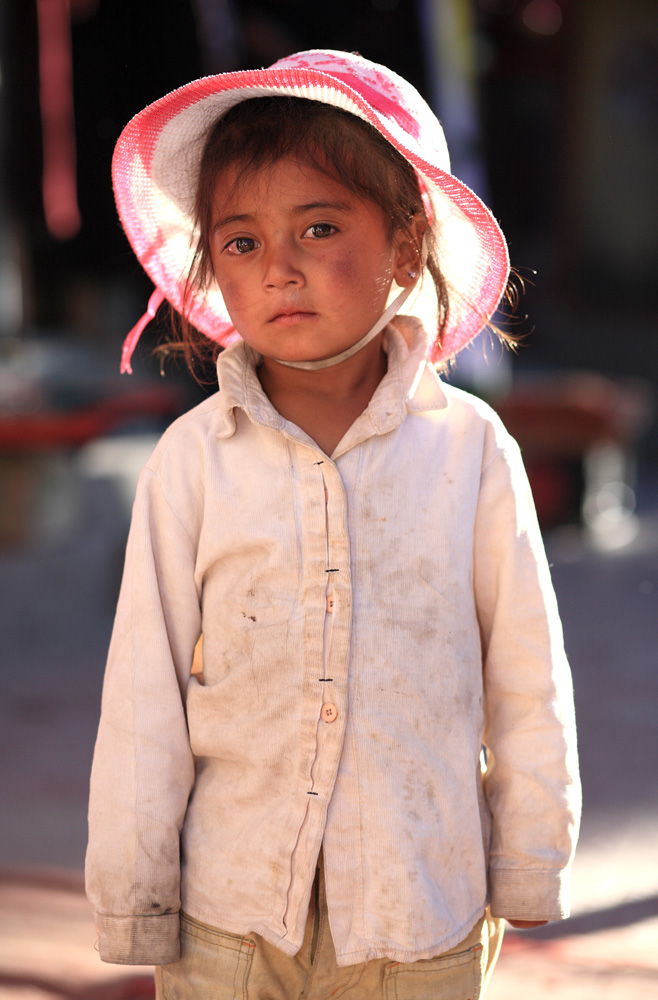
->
<box><xmin>489</xmin><ymin>868</ymin><xmax>571</xmax><ymax>922</ymax></box>
<box><xmin>96</xmin><ymin>912</ymin><xmax>181</xmax><ymax>965</ymax></box>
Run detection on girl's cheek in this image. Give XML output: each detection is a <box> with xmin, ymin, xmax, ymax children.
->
<box><xmin>327</xmin><ymin>246</ymin><xmax>393</xmax><ymax>290</ymax></box>
<box><xmin>216</xmin><ymin>274</ymin><xmax>248</xmax><ymax>308</ymax></box>
<box><xmin>220</xmin><ymin>280</ymin><xmax>264</xmax><ymax>326</ymax></box>
<box><xmin>328</xmin><ymin>251</ymin><xmax>360</xmax><ymax>287</ymax></box>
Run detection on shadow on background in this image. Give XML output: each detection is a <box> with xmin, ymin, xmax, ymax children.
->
<box><xmin>525</xmin><ymin>894</ymin><xmax>658</xmax><ymax>941</ymax></box>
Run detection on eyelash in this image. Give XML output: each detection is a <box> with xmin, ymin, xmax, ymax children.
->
<box><xmin>222</xmin><ymin>223</ymin><xmax>338</xmax><ymax>255</ymax></box>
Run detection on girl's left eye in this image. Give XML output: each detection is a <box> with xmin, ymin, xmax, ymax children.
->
<box><xmin>304</xmin><ymin>223</ymin><xmax>336</xmax><ymax>239</ymax></box>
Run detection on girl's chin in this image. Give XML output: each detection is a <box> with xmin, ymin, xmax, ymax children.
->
<box><xmin>247</xmin><ymin>320</ymin><xmax>373</xmax><ymax>364</ymax></box>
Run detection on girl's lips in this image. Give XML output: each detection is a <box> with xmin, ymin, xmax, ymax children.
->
<box><xmin>269</xmin><ymin>310</ymin><xmax>317</xmax><ymax>325</ymax></box>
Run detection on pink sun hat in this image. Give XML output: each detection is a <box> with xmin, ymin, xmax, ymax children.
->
<box><xmin>113</xmin><ymin>49</ymin><xmax>509</xmax><ymax>372</ymax></box>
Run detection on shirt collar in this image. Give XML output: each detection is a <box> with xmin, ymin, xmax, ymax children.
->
<box><xmin>214</xmin><ymin>316</ymin><xmax>448</xmax><ymax>443</ymax></box>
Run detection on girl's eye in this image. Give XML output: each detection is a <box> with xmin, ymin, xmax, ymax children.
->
<box><xmin>305</xmin><ymin>223</ymin><xmax>336</xmax><ymax>239</ymax></box>
<box><xmin>225</xmin><ymin>237</ymin><xmax>259</xmax><ymax>255</ymax></box>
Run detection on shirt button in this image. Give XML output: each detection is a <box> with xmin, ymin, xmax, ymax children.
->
<box><xmin>321</xmin><ymin>703</ymin><xmax>338</xmax><ymax>723</ymax></box>
<box><xmin>326</xmin><ymin>596</ymin><xmax>334</xmax><ymax>613</ymax></box>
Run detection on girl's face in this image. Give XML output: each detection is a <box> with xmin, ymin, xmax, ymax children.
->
<box><xmin>209</xmin><ymin>158</ymin><xmax>410</xmax><ymax>364</ymax></box>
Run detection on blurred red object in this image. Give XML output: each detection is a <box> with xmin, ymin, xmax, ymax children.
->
<box><xmin>0</xmin><ymin>383</ymin><xmax>182</xmax><ymax>451</ymax></box>
<box><xmin>37</xmin><ymin>0</ymin><xmax>81</xmax><ymax>239</ymax></box>
<box><xmin>495</xmin><ymin>372</ymin><xmax>653</xmax><ymax>528</ymax></box>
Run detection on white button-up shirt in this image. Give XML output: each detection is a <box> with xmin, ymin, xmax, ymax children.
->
<box><xmin>86</xmin><ymin>319</ymin><xmax>581</xmax><ymax>967</ymax></box>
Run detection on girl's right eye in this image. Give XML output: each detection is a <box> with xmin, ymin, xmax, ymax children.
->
<box><xmin>224</xmin><ymin>237</ymin><xmax>260</xmax><ymax>255</ymax></box>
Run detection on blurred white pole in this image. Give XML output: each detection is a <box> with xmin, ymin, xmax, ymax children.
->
<box><xmin>190</xmin><ymin>0</ymin><xmax>242</xmax><ymax>72</ymax></box>
<box><xmin>419</xmin><ymin>0</ymin><xmax>487</xmax><ymax>198</ymax></box>
<box><xmin>417</xmin><ymin>0</ymin><xmax>511</xmax><ymax>395</ymax></box>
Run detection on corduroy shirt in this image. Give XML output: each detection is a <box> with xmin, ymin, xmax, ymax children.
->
<box><xmin>85</xmin><ymin>319</ymin><xmax>581</xmax><ymax>967</ymax></box>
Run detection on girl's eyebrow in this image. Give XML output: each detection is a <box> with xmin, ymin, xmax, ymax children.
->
<box><xmin>214</xmin><ymin>201</ymin><xmax>353</xmax><ymax>231</ymax></box>
<box><xmin>213</xmin><ymin>213</ymin><xmax>253</xmax><ymax>231</ymax></box>
<box><xmin>292</xmin><ymin>200</ymin><xmax>353</xmax><ymax>214</ymax></box>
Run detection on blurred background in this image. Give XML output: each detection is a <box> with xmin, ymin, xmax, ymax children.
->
<box><xmin>0</xmin><ymin>1</ymin><xmax>657</xmax><ymax>997</ymax></box>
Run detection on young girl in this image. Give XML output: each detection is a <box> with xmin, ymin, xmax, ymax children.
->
<box><xmin>86</xmin><ymin>50</ymin><xmax>581</xmax><ymax>999</ymax></box>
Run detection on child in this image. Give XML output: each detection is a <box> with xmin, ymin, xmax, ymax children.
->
<box><xmin>86</xmin><ymin>49</ymin><xmax>581</xmax><ymax>999</ymax></box>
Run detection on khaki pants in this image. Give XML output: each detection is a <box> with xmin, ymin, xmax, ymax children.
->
<box><xmin>155</xmin><ymin>863</ymin><xmax>503</xmax><ymax>1000</ymax></box>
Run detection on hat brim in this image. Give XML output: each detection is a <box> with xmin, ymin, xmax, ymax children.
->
<box><xmin>113</xmin><ymin>62</ymin><xmax>509</xmax><ymax>363</ymax></box>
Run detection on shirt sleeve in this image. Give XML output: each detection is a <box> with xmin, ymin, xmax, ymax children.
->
<box><xmin>473</xmin><ymin>429</ymin><xmax>581</xmax><ymax>923</ymax></box>
<box><xmin>85</xmin><ymin>465</ymin><xmax>200</xmax><ymax>964</ymax></box>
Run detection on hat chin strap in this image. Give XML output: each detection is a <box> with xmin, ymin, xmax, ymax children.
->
<box><xmin>274</xmin><ymin>283</ymin><xmax>415</xmax><ymax>371</ymax></box>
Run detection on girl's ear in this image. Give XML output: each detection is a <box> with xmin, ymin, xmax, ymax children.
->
<box><xmin>392</xmin><ymin>215</ymin><xmax>426</xmax><ymax>287</ymax></box>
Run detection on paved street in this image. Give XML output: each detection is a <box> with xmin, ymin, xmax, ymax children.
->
<box><xmin>1</xmin><ymin>437</ymin><xmax>657</xmax><ymax>998</ymax></box>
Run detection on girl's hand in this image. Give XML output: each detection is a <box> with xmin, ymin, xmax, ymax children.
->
<box><xmin>506</xmin><ymin>919</ymin><xmax>549</xmax><ymax>928</ymax></box>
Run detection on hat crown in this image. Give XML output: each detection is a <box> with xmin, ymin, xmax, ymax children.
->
<box><xmin>270</xmin><ymin>49</ymin><xmax>449</xmax><ymax>171</ymax></box>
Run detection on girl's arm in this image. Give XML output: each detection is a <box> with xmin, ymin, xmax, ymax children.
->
<box><xmin>473</xmin><ymin>427</ymin><xmax>581</xmax><ymax>925</ymax></box>
<box><xmin>85</xmin><ymin>463</ymin><xmax>201</xmax><ymax>964</ymax></box>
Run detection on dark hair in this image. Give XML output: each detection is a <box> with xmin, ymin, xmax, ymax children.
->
<box><xmin>172</xmin><ymin>96</ymin><xmax>449</xmax><ymax>374</ymax></box>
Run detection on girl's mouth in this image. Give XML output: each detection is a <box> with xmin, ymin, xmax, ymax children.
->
<box><xmin>269</xmin><ymin>310</ymin><xmax>317</xmax><ymax>325</ymax></box>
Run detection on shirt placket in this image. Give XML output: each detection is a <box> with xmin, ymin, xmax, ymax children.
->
<box><xmin>281</xmin><ymin>445</ymin><xmax>352</xmax><ymax>943</ymax></box>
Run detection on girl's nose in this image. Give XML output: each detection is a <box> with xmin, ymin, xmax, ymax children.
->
<box><xmin>262</xmin><ymin>242</ymin><xmax>304</xmax><ymax>290</ymax></box>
